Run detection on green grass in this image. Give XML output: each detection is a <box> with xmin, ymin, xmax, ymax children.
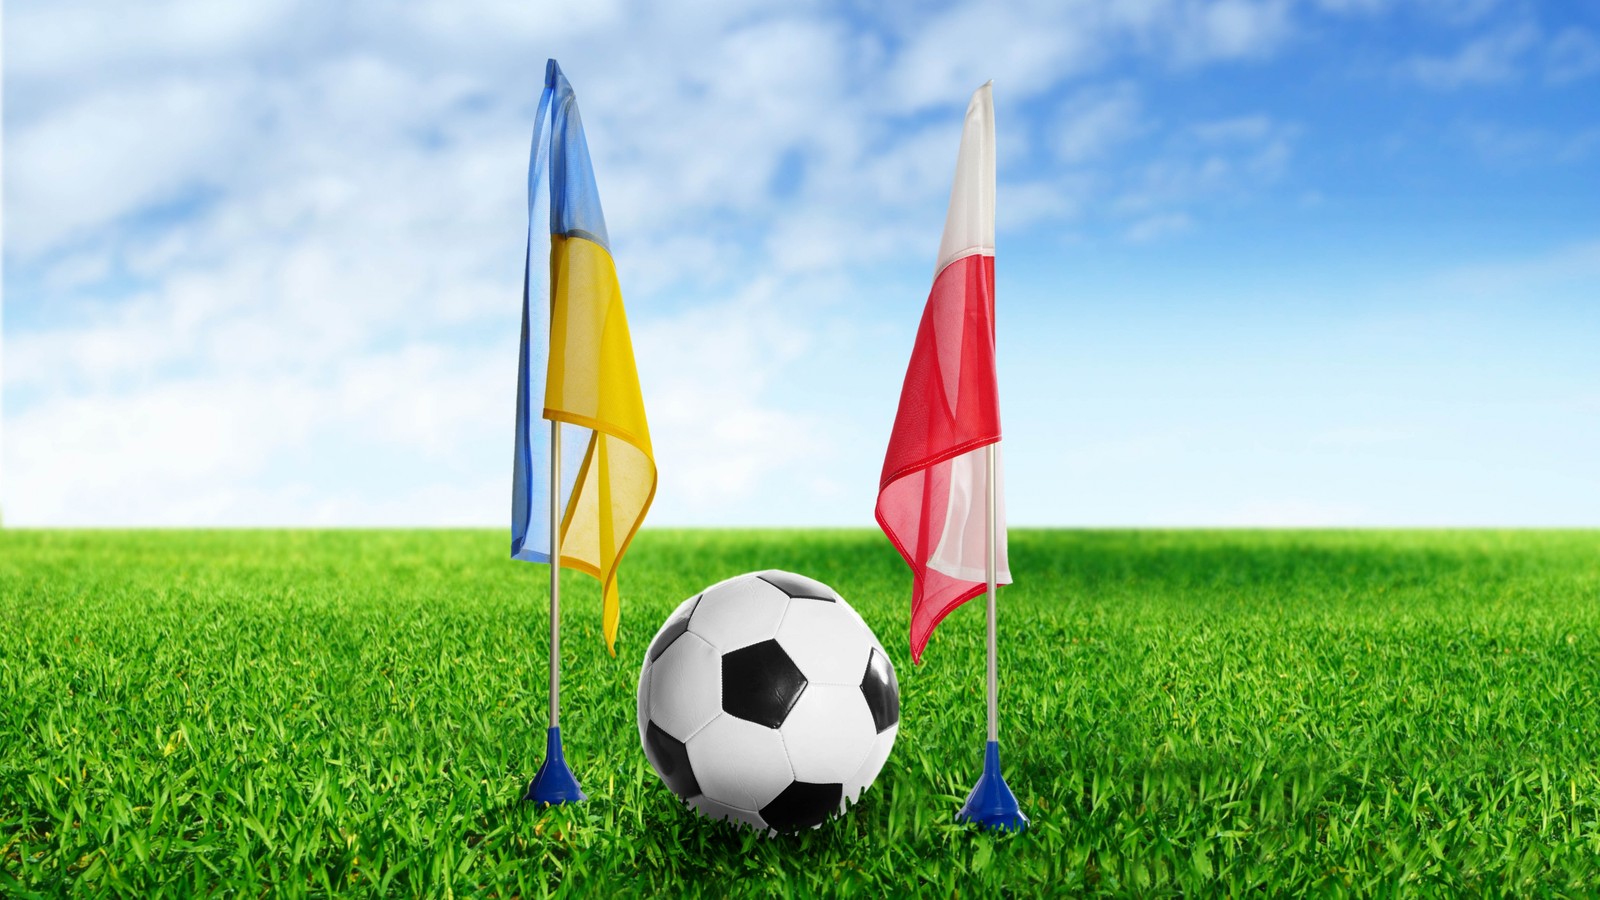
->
<box><xmin>3</xmin><ymin>528</ymin><xmax>1600</xmax><ymax>896</ymax></box>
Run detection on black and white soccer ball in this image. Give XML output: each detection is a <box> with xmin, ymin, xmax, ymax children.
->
<box><xmin>637</xmin><ymin>570</ymin><xmax>900</xmax><ymax>834</ymax></box>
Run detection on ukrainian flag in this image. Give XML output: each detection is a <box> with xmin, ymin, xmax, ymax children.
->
<box><xmin>513</xmin><ymin>59</ymin><xmax>655</xmax><ymax>656</ymax></box>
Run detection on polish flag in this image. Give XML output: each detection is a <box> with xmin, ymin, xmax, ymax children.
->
<box><xmin>875</xmin><ymin>82</ymin><xmax>1012</xmax><ymax>665</ymax></box>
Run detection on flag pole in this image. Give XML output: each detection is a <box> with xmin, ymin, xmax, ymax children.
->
<box><xmin>955</xmin><ymin>448</ymin><xmax>1027</xmax><ymax>831</ymax></box>
<box><xmin>986</xmin><ymin>443</ymin><xmax>998</xmax><ymax>744</ymax></box>
<box><xmin>550</xmin><ymin>419</ymin><xmax>562</xmax><ymax>731</ymax></box>
<box><xmin>525</xmin><ymin>421</ymin><xmax>585</xmax><ymax>804</ymax></box>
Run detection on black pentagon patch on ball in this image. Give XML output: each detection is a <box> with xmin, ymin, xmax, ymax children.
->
<box><xmin>861</xmin><ymin>647</ymin><xmax>900</xmax><ymax>733</ymax></box>
<box><xmin>757</xmin><ymin>571</ymin><xmax>839</xmax><ymax>603</ymax></box>
<box><xmin>721</xmin><ymin>640</ymin><xmax>807</xmax><ymax>729</ymax></box>
<box><xmin>643</xmin><ymin>721</ymin><xmax>700</xmax><ymax>800</ymax></box>
<box><xmin>760</xmin><ymin>781</ymin><xmax>843</xmax><ymax>833</ymax></box>
<box><xmin>647</xmin><ymin>595</ymin><xmax>701</xmax><ymax>663</ymax></box>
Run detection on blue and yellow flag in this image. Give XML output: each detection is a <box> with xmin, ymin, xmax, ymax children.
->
<box><xmin>513</xmin><ymin>59</ymin><xmax>656</xmax><ymax>655</ymax></box>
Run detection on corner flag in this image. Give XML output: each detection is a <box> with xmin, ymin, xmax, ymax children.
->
<box><xmin>874</xmin><ymin>81</ymin><xmax>1027</xmax><ymax>832</ymax></box>
<box><xmin>514</xmin><ymin>59</ymin><xmax>656</xmax><ymax>806</ymax></box>
<box><xmin>874</xmin><ymin>81</ymin><xmax>1012</xmax><ymax>666</ymax></box>
<box><xmin>513</xmin><ymin>59</ymin><xmax>657</xmax><ymax>657</ymax></box>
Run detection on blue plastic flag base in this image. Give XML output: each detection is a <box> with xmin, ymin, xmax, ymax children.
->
<box><xmin>524</xmin><ymin>726</ymin><xmax>586</xmax><ymax>806</ymax></box>
<box><xmin>957</xmin><ymin>741</ymin><xmax>1028</xmax><ymax>832</ymax></box>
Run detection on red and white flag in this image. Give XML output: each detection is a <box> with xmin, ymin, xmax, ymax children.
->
<box><xmin>876</xmin><ymin>82</ymin><xmax>1011</xmax><ymax>665</ymax></box>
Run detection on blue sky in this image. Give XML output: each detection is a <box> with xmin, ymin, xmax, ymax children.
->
<box><xmin>3</xmin><ymin>0</ymin><xmax>1597</xmax><ymax>527</ymax></box>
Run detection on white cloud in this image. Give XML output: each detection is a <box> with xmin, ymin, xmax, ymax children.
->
<box><xmin>1054</xmin><ymin>82</ymin><xmax>1144</xmax><ymax>163</ymax></box>
<box><xmin>998</xmin><ymin>178</ymin><xmax>1086</xmax><ymax>229</ymax></box>
<box><xmin>1191</xmin><ymin>114</ymin><xmax>1276</xmax><ymax>144</ymax></box>
<box><xmin>1406</xmin><ymin>22</ymin><xmax>1538</xmax><ymax>88</ymax></box>
<box><xmin>1113</xmin><ymin>114</ymin><xmax>1296</xmax><ymax>216</ymax></box>
<box><xmin>1166</xmin><ymin>0</ymin><xmax>1294</xmax><ymax>64</ymax></box>
<box><xmin>1456</xmin><ymin>120</ymin><xmax>1600</xmax><ymax>166</ymax></box>
<box><xmin>1124</xmin><ymin>211</ymin><xmax>1193</xmax><ymax>242</ymax></box>
<box><xmin>39</xmin><ymin>250</ymin><xmax>115</xmax><ymax>294</ymax></box>
<box><xmin>399</xmin><ymin>0</ymin><xmax>626</xmax><ymax>48</ymax></box>
<box><xmin>1545</xmin><ymin>27</ymin><xmax>1600</xmax><ymax>84</ymax></box>
<box><xmin>881</xmin><ymin>0</ymin><xmax>1295</xmax><ymax>116</ymax></box>
<box><xmin>1431</xmin><ymin>238</ymin><xmax>1600</xmax><ymax>296</ymax></box>
<box><xmin>5</xmin><ymin>77</ymin><xmax>256</xmax><ymax>255</ymax></box>
<box><xmin>1312</xmin><ymin>0</ymin><xmax>1389</xmax><ymax>14</ymax></box>
<box><xmin>1421</xmin><ymin>0</ymin><xmax>1504</xmax><ymax>26</ymax></box>
<box><xmin>632</xmin><ymin>280</ymin><xmax>824</xmax><ymax>515</ymax></box>
<box><xmin>7</xmin><ymin>373</ymin><xmax>329</xmax><ymax>525</ymax></box>
<box><xmin>4</xmin><ymin>0</ymin><xmax>304</xmax><ymax>81</ymax></box>
<box><xmin>885</xmin><ymin>2</ymin><xmax>1106</xmax><ymax>112</ymax></box>
<box><xmin>1314</xmin><ymin>0</ymin><xmax>1503</xmax><ymax>22</ymax></box>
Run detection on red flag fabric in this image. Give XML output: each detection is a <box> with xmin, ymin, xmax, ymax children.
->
<box><xmin>876</xmin><ymin>82</ymin><xmax>1012</xmax><ymax>665</ymax></box>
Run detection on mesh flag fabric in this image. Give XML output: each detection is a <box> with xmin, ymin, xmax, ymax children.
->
<box><xmin>875</xmin><ymin>83</ymin><xmax>1012</xmax><ymax>665</ymax></box>
<box><xmin>513</xmin><ymin>59</ymin><xmax>656</xmax><ymax>656</ymax></box>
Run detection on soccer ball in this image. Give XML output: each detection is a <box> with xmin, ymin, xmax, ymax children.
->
<box><xmin>637</xmin><ymin>570</ymin><xmax>900</xmax><ymax>833</ymax></box>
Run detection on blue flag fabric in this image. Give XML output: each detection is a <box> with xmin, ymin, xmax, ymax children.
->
<box><xmin>513</xmin><ymin>60</ymin><xmax>597</xmax><ymax>564</ymax></box>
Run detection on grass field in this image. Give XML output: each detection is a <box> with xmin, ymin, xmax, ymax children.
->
<box><xmin>3</xmin><ymin>528</ymin><xmax>1599</xmax><ymax>896</ymax></box>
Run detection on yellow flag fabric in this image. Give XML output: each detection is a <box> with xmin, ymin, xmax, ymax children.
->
<box><xmin>546</xmin><ymin>234</ymin><xmax>657</xmax><ymax>654</ymax></box>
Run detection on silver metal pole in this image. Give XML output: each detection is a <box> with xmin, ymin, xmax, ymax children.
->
<box><xmin>986</xmin><ymin>442</ymin><xmax>998</xmax><ymax>743</ymax></box>
<box><xmin>549</xmin><ymin>419</ymin><xmax>561</xmax><ymax>730</ymax></box>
